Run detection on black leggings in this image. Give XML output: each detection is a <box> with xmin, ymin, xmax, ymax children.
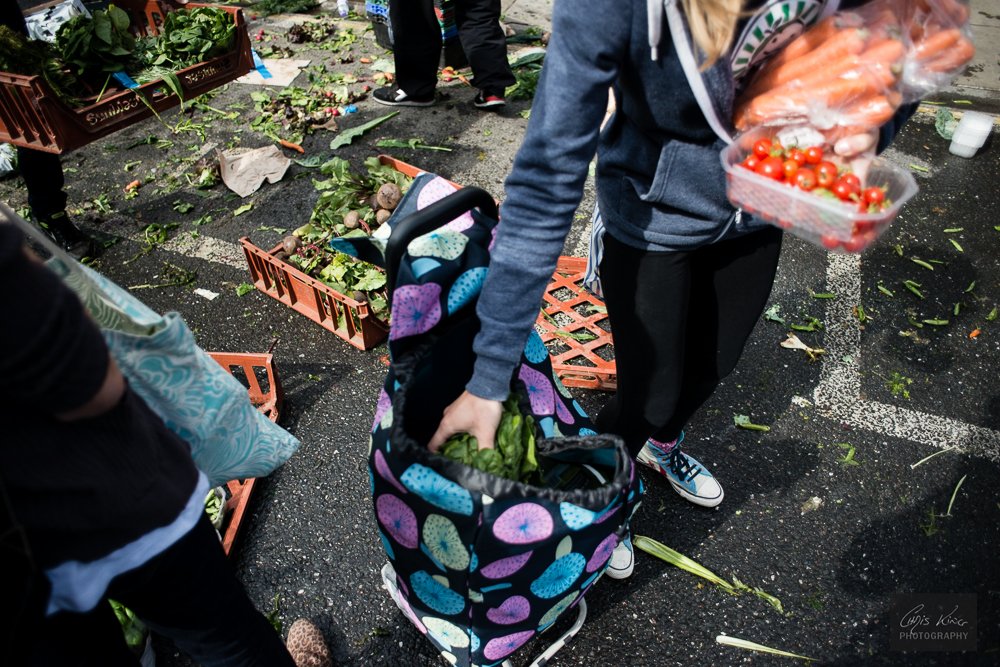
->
<box><xmin>388</xmin><ymin>0</ymin><xmax>515</xmax><ymax>97</ymax></box>
<box><xmin>594</xmin><ymin>227</ymin><xmax>784</xmax><ymax>458</ymax></box>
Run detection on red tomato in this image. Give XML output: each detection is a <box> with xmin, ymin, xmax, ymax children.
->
<box><xmin>820</xmin><ymin>234</ymin><xmax>841</xmax><ymax>250</ymax></box>
<box><xmin>753</xmin><ymin>138</ymin><xmax>773</xmax><ymax>159</ymax></box>
<box><xmin>815</xmin><ymin>161</ymin><xmax>839</xmax><ymax>189</ymax></box>
<box><xmin>842</xmin><ymin>235</ymin><xmax>868</xmax><ymax>253</ymax></box>
<box><xmin>804</xmin><ymin>146</ymin><xmax>824</xmax><ymax>165</ymax></box>
<box><xmin>755</xmin><ymin>156</ymin><xmax>785</xmax><ymax>181</ymax></box>
<box><xmin>741</xmin><ymin>154</ymin><xmax>761</xmax><ymax>170</ymax></box>
<box><xmin>839</xmin><ymin>173</ymin><xmax>861</xmax><ymax>190</ymax></box>
<box><xmin>832</xmin><ymin>176</ymin><xmax>860</xmax><ymax>201</ymax></box>
<box><xmin>794</xmin><ymin>168</ymin><xmax>817</xmax><ymax>191</ymax></box>
<box><xmin>782</xmin><ymin>159</ymin><xmax>800</xmax><ymax>181</ymax></box>
<box><xmin>788</xmin><ymin>148</ymin><xmax>807</xmax><ymax>166</ymax></box>
<box><xmin>862</xmin><ymin>186</ymin><xmax>886</xmax><ymax>206</ymax></box>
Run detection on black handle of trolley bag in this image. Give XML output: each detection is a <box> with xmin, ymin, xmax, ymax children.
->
<box><xmin>385</xmin><ymin>186</ymin><xmax>498</xmax><ymax>308</ymax></box>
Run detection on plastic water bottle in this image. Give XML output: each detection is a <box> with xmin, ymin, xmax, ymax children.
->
<box><xmin>337</xmin><ymin>0</ymin><xmax>350</xmax><ymax>17</ymax></box>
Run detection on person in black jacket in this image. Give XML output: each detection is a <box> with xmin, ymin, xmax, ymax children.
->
<box><xmin>0</xmin><ymin>218</ymin><xmax>296</xmax><ymax>665</ymax></box>
<box><xmin>2</xmin><ymin>1</ymin><xmax>98</xmax><ymax>259</ymax></box>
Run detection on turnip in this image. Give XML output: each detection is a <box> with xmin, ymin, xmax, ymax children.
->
<box><xmin>282</xmin><ymin>235</ymin><xmax>301</xmax><ymax>254</ymax></box>
<box><xmin>375</xmin><ymin>209</ymin><xmax>392</xmax><ymax>226</ymax></box>
<box><xmin>376</xmin><ymin>183</ymin><xmax>403</xmax><ymax>211</ymax></box>
<box><xmin>343</xmin><ymin>210</ymin><xmax>361</xmax><ymax>230</ymax></box>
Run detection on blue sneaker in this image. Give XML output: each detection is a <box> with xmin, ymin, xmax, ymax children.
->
<box><xmin>606</xmin><ymin>533</ymin><xmax>634</xmax><ymax>580</ymax></box>
<box><xmin>637</xmin><ymin>434</ymin><xmax>724</xmax><ymax>508</ymax></box>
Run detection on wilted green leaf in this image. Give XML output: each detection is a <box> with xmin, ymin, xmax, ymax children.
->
<box><xmin>330</xmin><ymin>111</ymin><xmax>399</xmax><ymax>149</ymax></box>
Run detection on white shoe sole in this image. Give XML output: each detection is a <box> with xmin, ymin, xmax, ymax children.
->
<box><xmin>637</xmin><ymin>449</ymin><xmax>725</xmax><ymax>508</ymax></box>
<box><xmin>605</xmin><ymin>560</ymin><xmax>634</xmax><ymax>579</ymax></box>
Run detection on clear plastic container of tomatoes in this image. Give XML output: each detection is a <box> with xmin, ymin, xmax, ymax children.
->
<box><xmin>720</xmin><ymin>128</ymin><xmax>919</xmax><ymax>252</ymax></box>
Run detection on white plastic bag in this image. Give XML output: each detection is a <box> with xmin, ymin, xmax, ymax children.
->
<box><xmin>24</xmin><ymin>0</ymin><xmax>90</xmax><ymax>42</ymax></box>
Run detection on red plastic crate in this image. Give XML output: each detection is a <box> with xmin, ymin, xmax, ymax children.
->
<box><xmin>207</xmin><ymin>351</ymin><xmax>284</xmax><ymax>556</ymax></box>
<box><xmin>536</xmin><ymin>256</ymin><xmax>617</xmax><ymax>392</ymax></box>
<box><xmin>241</xmin><ymin>156</ymin><xmax>463</xmax><ymax>351</ymax></box>
<box><xmin>1</xmin><ymin>1</ymin><xmax>253</xmax><ymax>153</ymax></box>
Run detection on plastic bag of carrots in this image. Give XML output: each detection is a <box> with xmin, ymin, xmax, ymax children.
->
<box><xmin>734</xmin><ymin>0</ymin><xmax>975</xmax><ymax>136</ymax></box>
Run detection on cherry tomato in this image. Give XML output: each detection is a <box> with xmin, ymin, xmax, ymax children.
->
<box><xmin>741</xmin><ymin>154</ymin><xmax>761</xmax><ymax>170</ymax></box>
<box><xmin>862</xmin><ymin>186</ymin><xmax>886</xmax><ymax>206</ymax></box>
<box><xmin>815</xmin><ymin>161</ymin><xmax>839</xmax><ymax>189</ymax></box>
<box><xmin>782</xmin><ymin>159</ymin><xmax>800</xmax><ymax>181</ymax></box>
<box><xmin>794</xmin><ymin>168</ymin><xmax>817</xmax><ymax>191</ymax></box>
<box><xmin>753</xmin><ymin>138</ymin><xmax>773</xmax><ymax>159</ymax></box>
<box><xmin>839</xmin><ymin>173</ymin><xmax>861</xmax><ymax>190</ymax></box>
<box><xmin>755</xmin><ymin>156</ymin><xmax>785</xmax><ymax>181</ymax></box>
<box><xmin>804</xmin><ymin>146</ymin><xmax>824</xmax><ymax>165</ymax></box>
<box><xmin>842</xmin><ymin>235</ymin><xmax>868</xmax><ymax>253</ymax></box>
<box><xmin>788</xmin><ymin>148</ymin><xmax>807</xmax><ymax>167</ymax></box>
<box><xmin>820</xmin><ymin>234</ymin><xmax>841</xmax><ymax>250</ymax></box>
<box><xmin>832</xmin><ymin>176</ymin><xmax>860</xmax><ymax>201</ymax></box>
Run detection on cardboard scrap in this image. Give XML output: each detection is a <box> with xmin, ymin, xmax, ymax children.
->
<box><xmin>218</xmin><ymin>145</ymin><xmax>291</xmax><ymax>198</ymax></box>
<box><xmin>235</xmin><ymin>58</ymin><xmax>311</xmax><ymax>87</ymax></box>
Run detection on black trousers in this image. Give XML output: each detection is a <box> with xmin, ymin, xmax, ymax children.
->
<box><xmin>29</xmin><ymin>516</ymin><xmax>296</xmax><ymax>667</ymax></box>
<box><xmin>388</xmin><ymin>0</ymin><xmax>515</xmax><ymax>97</ymax></box>
<box><xmin>2</xmin><ymin>2</ymin><xmax>67</xmax><ymax>220</ymax></box>
<box><xmin>594</xmin><ymin>227</ymin><xmax>784</xmax><ymax>458</ymax></box>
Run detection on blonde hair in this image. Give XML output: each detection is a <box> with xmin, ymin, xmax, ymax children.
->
<box><xmin>682</xmin><ymin>0</ymin><xmax>744</xmax><ymax>69</ymax></box>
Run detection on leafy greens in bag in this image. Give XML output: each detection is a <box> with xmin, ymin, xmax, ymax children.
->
<box><xmin>440</xmin><ymin>394</ymin><xmax>539</xmax><ymax>482</ymax></box>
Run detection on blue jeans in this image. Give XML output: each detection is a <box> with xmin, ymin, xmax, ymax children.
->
<box><xmin>30</xmin><ymin>516</ymin><xmax>295</xmax><ymax>667</ymax></box>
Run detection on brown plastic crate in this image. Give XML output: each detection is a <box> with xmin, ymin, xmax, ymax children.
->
<box><xmin>207</xmin><ymin>351</ymin><xmax>284</xmax><ymax>555</ymax></box>
<box><xmin>1</xmin><ymin>1</ymin><xmax>253</xmax><ymax>153</ymax></box>
<box><xmin>240</xmin><ymin>156</ymin><xmax>463</xmax><ymax>351</ymax></box>
<box><xmin>536</xmin><ymin>256</ymin><xmax>618</xmax><ymax>392</ymax></box>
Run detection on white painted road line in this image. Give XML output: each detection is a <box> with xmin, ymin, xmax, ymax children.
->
<box><xmin>813</xmin><ymin>253</ymin><xmax>1000</xmax><ymax>462</ymax></box>
<box><xmin>161</xmin><ymin>232</ymin><xmax>247</xmax><ymax>271</ymax></box>
<box><xmin>121</xmin><ymin>227</ymin><xmax>247</xmax><ymax>271</ymax></box>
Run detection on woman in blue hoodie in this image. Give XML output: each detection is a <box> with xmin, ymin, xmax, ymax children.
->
<box><xmin>428</xmin><ymin>0</ymin><xmax>911</xmax><ymax>577</ymax></box>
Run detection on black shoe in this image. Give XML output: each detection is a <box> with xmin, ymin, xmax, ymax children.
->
<box><xmin>372</xmin><ymin>86</ymin><xmax>435</xmax><ymax>107</ymax></box>
<box><xmin>473</xmin><ymin>90</ymin><xmax>506</xmax><ymax>109</ymax></box>
<box><xmin>38</xmin><ymin>212</ymin><xmax>101</xmax><ymax>260</ymax></box>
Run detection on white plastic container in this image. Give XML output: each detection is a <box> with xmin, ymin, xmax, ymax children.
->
<box><xmin>949</xmin><ymin>111</ymin><xmax>994</xmax><ymax>158</ymax></box>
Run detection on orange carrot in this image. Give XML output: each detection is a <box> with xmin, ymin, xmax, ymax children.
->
<box><xmin>124</xmin><ymin>179</ymin><xmax>141</xmax><ymax>192</ymax></box>
<box><xmin>278</xmin><ymin>139</ymin><xmax>304</xmax><ymax>154</ymax></box>
<box><xmin>742</xmin><ymin>28</ymin><xmax>869</xmax><ymax>99</ymax></box>
<box><xmin>767</xmin><ymin>37</ymin><xmax>904</xmax><ymax>96</ymax></box>
<box><xmin>765</xmin><ymin>15</ymin><xmax>851</xmax><ymax>67</ymax></box>
<box><xmin>744</xmin><ymin>74</ymin><xmax>882</xmax><ymax>127</ymax></box>
<box><xmin>841</xmin><ymin>94</ymin><xmax>898</xmax><ymax>126</ymax></box>
<box><xmin>912</xmin><ymin>27</ymin><xmax>961</xmax><ymax>60</ymax></box>
<box><xmin>969</xmin><ymin>329</ymin><xmax>981</xmax><ymax>339</ymax></box>
<box><xmin>918</xmin><ymin>35</ymin><xmax>975</xmax><ymax>72</ymax></box>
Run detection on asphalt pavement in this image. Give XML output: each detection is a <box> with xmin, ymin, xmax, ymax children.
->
<box><xmin>4</xmin><ymin>0</ymin><xmax>999</xmax><ymax>665</ymax></box>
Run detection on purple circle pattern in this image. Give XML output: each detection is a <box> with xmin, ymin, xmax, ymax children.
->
<box><xmin>492</xmin><ymin>503</ymin><xmax>554</xmax><ymax>545</ymax></box>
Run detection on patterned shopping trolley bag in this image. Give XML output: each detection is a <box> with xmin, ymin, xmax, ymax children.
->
<box><xmin>332</xmin><ymin>174</ymin><xmax>643</xmax><ymax>667</ymax></box>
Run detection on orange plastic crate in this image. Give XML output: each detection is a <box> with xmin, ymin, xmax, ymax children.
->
<box><xmin>241</xmin><ymin>237</ymin><xmax>390</xmax><ymax>351</ymax></box>
<box><xmin>207</xmin><ymin>352</ymin><xmax>284</xmax><ymax>556</ymax></box>
<box><xmin>241</xmin><ymin>156</ymin><xmax>463</xmax><ymax>351</ymax></box>
<box><xmin>1</xmin><ymin>1</ymin><xmax>253</xmax><ymax>153</ymax></box>
<box><xmin>536</xmin><ymin>256</ymin><xmax>617</xmax><ymax>392</ymax></box>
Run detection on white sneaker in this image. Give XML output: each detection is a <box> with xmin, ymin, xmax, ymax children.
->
<box><xmin>637</xmin><ymin>434</ymin><xmax>724</xmax><ymax>508</ymax></box>
<box><xmin>605</xmin><ymin>533</ymin><xmax>634</xmax><ymax>580</ymax></box>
